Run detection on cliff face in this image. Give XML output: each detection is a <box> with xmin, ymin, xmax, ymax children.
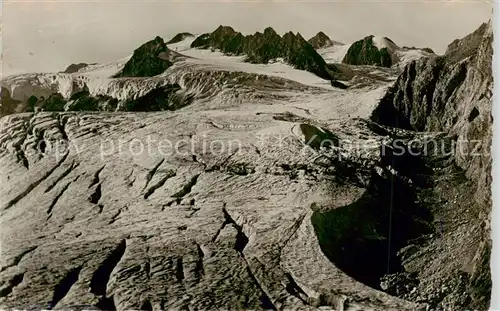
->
<box><xmin>371</xmin><ymin>21</ymin><xmax>492</xmax><ymax>309</ymax></box>
<box><xmin>371</xmin><ymin>21</ymin><xmax>492</xmax><ymax>186</ymax></box>
<box><xmin>342</xmin><ymin>36</ymin><xmax>392</xmax><ymax>67</ymax></box>
<box><xmin>190</xmin><ymin>26</ymin><xmax>335</xmax><ymax>80</ymax></box>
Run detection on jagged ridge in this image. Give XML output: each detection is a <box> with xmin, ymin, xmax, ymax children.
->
<box><xmin>190</xmin><ymin>26</ymin><xmax>336</xmax><ymax>80</ymax></box>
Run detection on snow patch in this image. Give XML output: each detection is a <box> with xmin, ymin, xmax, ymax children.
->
<box><xmin>178</xmin><ymin>48</ymin><xmax>332</xmax><ymax>89</ymax></box>
<box><xmin>167</xmin><ymin>35</ymin><xmax>198</xmax><ymax>53</ymax></box>
<box><xmin>77</xmin><ymin>56</ymin><xmax>131</xmax><ymax>77</ymax></box>
<box><xmin>371</xmin><ymin>36</ymin><xmax>399</xmax><ymax>52</ymax></box>
<box><xmin>395</xmin><ymin>49</ymin><xmax>431</xmax><ymax>68</ymax></box>
<box><xmin>317</xmin><ymin>44</ymin><xmax>351</xmax><ymax>63</ymax></box>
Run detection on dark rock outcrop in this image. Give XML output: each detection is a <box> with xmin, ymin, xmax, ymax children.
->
<box><xmin>36</xmin><ymin>93</ymin><xmax>67</xmax><ymax>111</ymax></box>
<box><xmin>370</xmin><ymin>20</ymin><xmax>492</xmax><ymax>310</ymax></box>
<box><xmin>330</xmin><ymin>80</ymin><xmax>348</xmax><ymax>89</ymax></box>
<box><xmin>62</xmin><ymin>63</ymin><xmax>90</xmax><ymax>74</ymax></box>
<box><xmin>8</xmin><ymin>84</ymin><xmax>188</xmax><ymax>113</ymax></box>
<box><xmin>166</xmin><ymin>32</ymin><xmax>195</xmax><ymax>45</ymax></box>
<box><xmin>120</xmin><ymin>84</ymin><xmax>185</xmax><ymax>112</ymax></box>
<box><xmin>66</xmin><ymin>89</ymin><xmax>118</xmax><ymax>112</ymax></box>
<box><xmin>342</xmin><ymin>36</ymin><xmax>392</xmax><ymax>67</ymax></box>
<box><xmin>191</xmin><ymin>26</ymin><xmax>335</xmax><ymax>80</ymax></box>
<box><xmin>0</xmin><ymin>87</ymin><xmax>23</xmax><ymax>117</ymax></box>
<box><xmin>115</xmin><ymin>36</ymin><xmax>175</xmax><ymax>78</ymax></box>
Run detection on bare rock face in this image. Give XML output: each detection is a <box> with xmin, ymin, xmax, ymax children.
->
<box><xmin>371</xmin><ymin>20</ymin><xmax>493</xmax><ymax>310</ymax></box>
<box><xmin>445</xmin><ymin>22</ymin><xmax>488</xmax><ymax>62</ymax></box>
<box><xmin>371</xmin><ymin>20</ymin><xmax>492</xmax><ymax>190</ymax></box>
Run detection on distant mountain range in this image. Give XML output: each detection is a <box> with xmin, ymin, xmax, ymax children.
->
<box><xmin>99</xmin><ymin>27</ymin><xmax>436</xmax><ymax>82</ymax></box>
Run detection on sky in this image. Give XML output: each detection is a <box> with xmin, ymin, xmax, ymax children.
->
<box><xmin>0</xmin><ymin>0</ymin><xmax>494</xmax><ymax>77</ymax></box>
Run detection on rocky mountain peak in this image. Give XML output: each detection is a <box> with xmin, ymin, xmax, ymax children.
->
<box><xmin>114</xmin><ymin>36</ymin><xmax>174</xmax><ymax>77</ymax></box>
<box><xmin>444</xmin><ymin>21</ymin><xmax>489</xmax><ymax>63</ymax></box>
<box><xmin>308</xmin><ymin>31</ymin><xmax>334</xmax><ymax>49</ymax></box>
<box><xmin>213</xmin><ymin>25</ymin><xmax>237</xmax><ymax>37</ymax></box>
<box><xmin>295</xmin><ymin>32</ymin><xmax>307</xmax><ymax>43</ymax></box>
<box><xmin>282</xmin><ymin>31</ymin><xmax>295</xmax><ymax>40</ymax></box>
<box><xmin>263</xmin><ymin>27</ymin><xmax>278</xmax><ymax>37</ymax></box>
<box><xmin>342</xmin><ymin>35</ymin><xmax>392</xmax><ymax>67</ymax></box>
<box><xmin>316</xmin><ymin>31</ymin><xmax>329</xmax><ymax>40</ymax></box>
<box><xmin>281</xmin><ymin>31</ymin><xmax>308</xmax><ymax>47</ymax></box>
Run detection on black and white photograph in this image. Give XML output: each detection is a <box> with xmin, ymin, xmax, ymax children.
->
<box><xmin>0</xmin><ymin>1</ymin><xmax>496</xmax><ymax>310</ymax></box>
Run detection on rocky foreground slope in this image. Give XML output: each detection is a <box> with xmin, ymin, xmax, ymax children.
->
<box><xmin>0</xmin><ymin>22</ymin><xmax>492</xmax><ymax>311</ymax></box>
